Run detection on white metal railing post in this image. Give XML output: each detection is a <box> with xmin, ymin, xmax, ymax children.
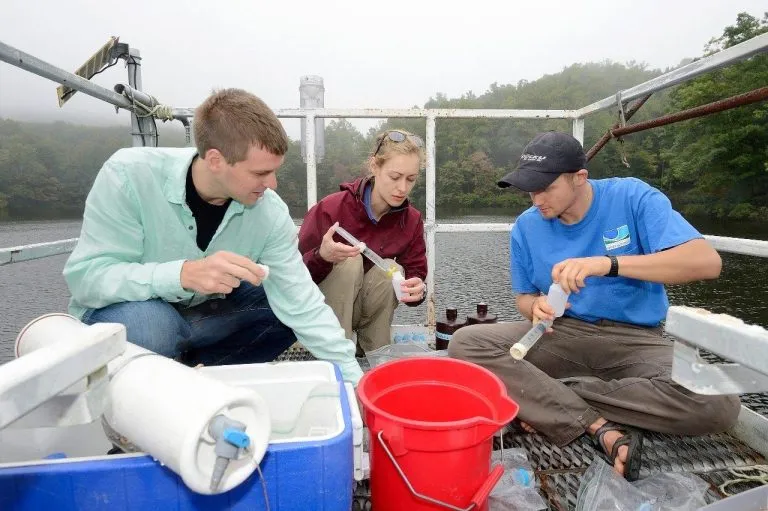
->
<box><xmin>425</xmin><ymin>114</ymin><xmax>437</xmax><ymax>331</ymax></box>
<box><xmin>126</xmin><ymin>48</ymin><xmax>157</xmax><ymax>148</ymax></box>
<box><xmin>305</xmin><ymin>113</ymin><xmax>318</xmax><ymax>209</ymax></box>
<box><xmin>572</xmin><ymin>117</ymin><xmax>585</xmax><ymax>146</ymax></box>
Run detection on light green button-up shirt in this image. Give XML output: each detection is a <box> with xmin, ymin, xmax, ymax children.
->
<box><xmin>63</xmin><ymin>147</ymin><xmax>363</xmax><ymax>384</ymax></box>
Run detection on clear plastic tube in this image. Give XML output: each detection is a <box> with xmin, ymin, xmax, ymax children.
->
<box><xmin>335</xmin><ymin>224</ymin><xmax>404</xmax><ymax>299</ymax></box>
<box><xmin>509</xmin><ymin>283</ymin><xmax>569</xmax><ymax>360</ymax></box>
<box><xmin>509</xmin><ymin>321</ymin><xmax>551</xmax><ymax>360</ymax></box>
<box><xmin>334</xmin><ymin>225</ymin><xmax>393</xmax><ymax>274</ymax></box>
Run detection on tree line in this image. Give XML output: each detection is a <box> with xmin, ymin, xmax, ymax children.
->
<box><xmin>1</xmin><ymin>12</ymin><xmax>766</xmax><ymax>222</ymax></box>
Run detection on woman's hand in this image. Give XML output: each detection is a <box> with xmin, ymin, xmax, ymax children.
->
<box><xmin>399</xmin><ymin>276</ymin><xmax>425</xmax><ymax>303</ymax></box>
<box><xmin>318</xmin><ymin>222</ymin><xmax>362</xmax><ymax>263</ymax></box>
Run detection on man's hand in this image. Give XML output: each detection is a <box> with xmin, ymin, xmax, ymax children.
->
<box><xmin>181</xmin><ymin>250</ymin><xmax>268</xmax><ymax>294</ymax></box>
<box><xmin>399</xmin><ymin>276</ymin><xmax>425</xmax><ymax>303</ymax></box>
<box><xmin>531</xmin><ymin>295</ymin><xmax>556</xmax><ymax>332</ymax></box>
<box><xmin>318</xmin><ymin>222</ymin><xmax>361</xmax><ymax>263</ymax></box>
<box><xmin>551</xmin><ymin>256</ymin><xmax>611</xmax><ymax>294</ymax></box>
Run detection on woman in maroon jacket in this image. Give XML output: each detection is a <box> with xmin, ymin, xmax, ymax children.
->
<box><xmin>298</xmin><ymin>129</ymin><xmax>428</xmax><ymax>355</ymax></box>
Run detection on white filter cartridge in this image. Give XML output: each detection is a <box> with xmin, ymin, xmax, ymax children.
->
<box><xmin>104</xmin><ymin>344</ymin><xmax>271</xmax><ymax>494</ymax></box>
<box><xmin>14</xmin><ymin>314</ymin><xmax>271</xmax><ymax>495</ymax></box>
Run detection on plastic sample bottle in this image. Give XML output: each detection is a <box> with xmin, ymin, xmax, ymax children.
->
<box><xmin>435</xmin><ymin>308</ymin><xmax>467</xmax><ymax>350</ymax></box>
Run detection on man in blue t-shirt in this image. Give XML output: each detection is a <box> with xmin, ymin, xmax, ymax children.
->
<box><xmin>448</xmin><ymin>131</ymin><xmax>740</xmax><ymax>481</ymax></box>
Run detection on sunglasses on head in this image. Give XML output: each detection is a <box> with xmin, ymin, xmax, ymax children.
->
<box><xmin>373</xmin><ymin>130</ymin><xmax>424</xmax><ymax>156</ymax></box>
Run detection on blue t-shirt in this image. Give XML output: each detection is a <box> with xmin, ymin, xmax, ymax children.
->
<box><xmin>510</xmin><ymin>177</ymin><xmax>701</xmax><ymax>327</ymax></box>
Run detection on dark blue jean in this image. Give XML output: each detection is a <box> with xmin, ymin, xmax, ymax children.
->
<box><xmin>81</xmin><ymin>282</ymin><xmax>296</xmax><ymax>366</ymax></box>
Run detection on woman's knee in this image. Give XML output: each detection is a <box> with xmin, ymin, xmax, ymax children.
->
<box><xmin>337</xmin><ymin>254</ymin><xmax>364</xmax><ymax>275</ymax></box>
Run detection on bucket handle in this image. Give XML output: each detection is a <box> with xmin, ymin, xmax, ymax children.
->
<box><xmin>376</xmin><ymin>430</ymin><xmax>504</xmax><ymax>511</ymax></box>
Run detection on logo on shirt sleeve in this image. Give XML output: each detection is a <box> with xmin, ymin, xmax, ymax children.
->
<box><xmin>603</xmin><ymin>225</ymin><xmax>631</xmax><ymax>251</ymax></box>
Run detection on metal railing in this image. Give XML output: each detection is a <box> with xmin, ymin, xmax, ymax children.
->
<box><xmin>0</xmin><ymin>239</ymin><xmax>78</xmax><ymax>266</ymax></box>
<box><xmin>668</xmin><ymin>306</ymin><xmax>768</xmax><ymax>395</ymax></box>
<box><xmin>574</xmin><ymin>32</ymin><xmax>768</xmax><ymax>117</ymax></box>
<box><xmin>3</xmin><ymin>34</ymin><xmax>768</xmax><ymax>467</ymax></box>
<box><xmin>2</xmin><ymin>34</ymin><xmax>768</xmax><ymax>333</ymax></box>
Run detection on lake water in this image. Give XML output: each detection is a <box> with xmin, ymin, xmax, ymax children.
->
<box><xmin>1</xmin><ymin>216</ymin><xmax>766</xmax><ymax>364</ymax></box>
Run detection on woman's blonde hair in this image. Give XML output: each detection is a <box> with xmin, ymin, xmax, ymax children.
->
<box><xmin>370</xmin><ymin>129</ymin><xmax>426</xmax><ymax>170</ymax></box>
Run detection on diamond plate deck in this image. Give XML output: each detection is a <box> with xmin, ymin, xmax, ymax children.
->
<box><xmin>742</xmin><ymin>393</ymin><xmax>768</xmax><ymax>416</ymax></box>
<box><xmin>699</xmin><ymin>467</ymin><xmax>768</xmax><ymax>500</ymax></box>
<box><xmin>501</xmin><ymin>429</ymin><xmax>765</xmax><ymax>510</ymax></box>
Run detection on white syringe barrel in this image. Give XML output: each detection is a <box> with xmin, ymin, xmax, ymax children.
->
<box><xmin>510</xmin><ymin>321</ymin><xmax>549</xmax><ymax>360</ymax></box>
<box><xmin>509</xmin><ymin>283</ymin><xmax>570</xmax><ymax>360</ymax></box>
<box><xmin>333</xmin><ymin>225</ymin><xmax>362</xmax><ymax>250</ymax></box>
<box><xmin>334</xmin><ymin>225</ymin><xmax>391</xmax><ymax>273</ymax></box>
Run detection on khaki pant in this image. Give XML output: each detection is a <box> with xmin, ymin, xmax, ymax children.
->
<box><xmin>448</xmin><ymin>317</ymin><xmax>741</xmax><ymax>446</ymax></box>
<box><xmin>318</xmin><ymin>255</ymin><xmax>399</xmax><ymax>355</ymax></box>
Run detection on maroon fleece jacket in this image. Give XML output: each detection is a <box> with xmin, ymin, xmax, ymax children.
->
<box><xmin>298</xmin><ymin>176</ymin><xmax>427</xmax><ymax>307</ymax></box>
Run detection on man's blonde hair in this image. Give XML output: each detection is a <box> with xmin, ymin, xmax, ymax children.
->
<box><xmin>194</xmin><ymin>88</ymin><xmax>288</xmax><ymax>164</ymax></box>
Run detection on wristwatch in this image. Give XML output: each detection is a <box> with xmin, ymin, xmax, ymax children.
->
<box><xmin>605</xmin><ymin>255</ymin><xmax>619</xmax><ymax>277</ymax></box>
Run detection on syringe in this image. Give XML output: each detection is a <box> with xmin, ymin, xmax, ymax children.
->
<box><xmin>510</xmin><ymin>283</ymin><xmax>569</xmax><ymax>360</ymax></box>
<box><xmin>334</xmin><ymin>224</ymin><xmax>406</xmax><ymax>301</ymax></box>
<box><xmin>334</xmin><ymin>225</ymin><xmax>395</xmax><ymax>275</ymax></box>
<box><xmin>509</xmin><ymin>320</ymin><xmax>551</xmax><ymax>360</ymax></box>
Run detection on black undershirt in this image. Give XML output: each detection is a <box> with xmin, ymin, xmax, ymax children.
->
<box><xmin>186</xmin><ymin>159</ymin><xmax>231</xmax><ymax>251</ymax></box>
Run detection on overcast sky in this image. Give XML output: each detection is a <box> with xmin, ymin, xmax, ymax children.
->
<box><xmin>1</xmin><ymin>0</ymin><xmax>765</xmax><ymax>138</ymax></box>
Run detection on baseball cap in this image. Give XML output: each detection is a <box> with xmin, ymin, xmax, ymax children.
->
<box><xmin>498</xmin><ymin>131</ymin><xmax>587</xmax><ymax>192</ymax></box>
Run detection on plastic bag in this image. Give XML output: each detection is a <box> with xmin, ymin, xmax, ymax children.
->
<box><xmin>633</xmin><ymin>472</ymin><xmax>708</xmax><ymax>510</ymax></box>
<box><xmin>576</xmin><ymin>456</ymin><xmax>708</xmax><ymax>511</ymax></box>
<box><xmin>489</xmin><ymin>448</ymin><xmax>548</xmax><ymax>511</ymax></box>
<box><xmin>365</xmin><ymin>342</ymin><xmax>431</xmax><ymax>368</ymax></box>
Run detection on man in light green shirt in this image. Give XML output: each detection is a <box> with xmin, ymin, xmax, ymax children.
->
<box><xmin>63</xmin><ymin>88</ymin><xmax>363</xmax><ymax>385</ymax></box>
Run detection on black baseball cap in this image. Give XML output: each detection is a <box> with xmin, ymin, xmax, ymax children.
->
<box><xmin>498</xmin><ymin>131</ymin><xmax>587</xmax><ymax>192</ymax></box>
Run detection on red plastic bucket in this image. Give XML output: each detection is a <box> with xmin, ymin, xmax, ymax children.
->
<box><xmin>357</xmin><ymin>357</ymin><xmax>519</xmax><ymax>511</ymax></box>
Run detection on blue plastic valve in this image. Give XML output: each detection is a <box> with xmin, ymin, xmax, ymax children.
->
<box><xmin>223</xmin><ymin>428</ymin><xmax>251</xmax><ymax>448</ymax></box>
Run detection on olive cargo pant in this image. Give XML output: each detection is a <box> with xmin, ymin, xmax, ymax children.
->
<box><xmin>448</xmin><ymin>317</ymin><xmax>741</xmax><ymax>446</ymax></box>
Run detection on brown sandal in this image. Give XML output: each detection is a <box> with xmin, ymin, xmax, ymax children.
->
<box><xmin>592</xmin><ymin>421</ymin><xmax>643</xmax><ymax>481</ymax></box>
